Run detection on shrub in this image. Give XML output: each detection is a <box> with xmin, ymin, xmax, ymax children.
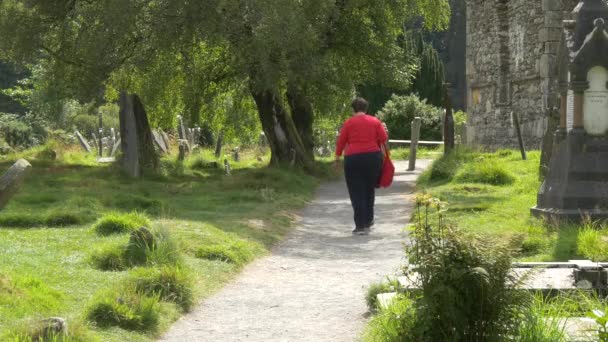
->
<box><xmin>93</xmin><ymin>212</ymin><xmax>150</xmax><ymax>236</ymax></box>
<box><xmin>0</xmin><ymin>119</ymin><xmax>34</xmax><ymax>148</ymax></box>
<box><xmin>455</xmin><ymin>160</ymin><xmax>516</xmax><ymax>186</ymax></box>
<box><xmin>377</xmin><ymin>94</ymin><xmax>443</xmax><ymax>141</ymax></box>
<box><xmin>131</xmin><ymin>266</ymin><xmax>194</xmax><ymax>311</ymax></box>
<box><xmin>399</xmin><ymin>195</ymin><xmax>530</xmax><ymax>341</ymax></box>
<box><xmin>195</xmin><ymin>240</ymin><xmax>256</xmax><ymax>266</ymax></box>
<box><xmin>86</xmin><ymin>287</ymin><xmax>160</xmax><ymax>331</ymax></box>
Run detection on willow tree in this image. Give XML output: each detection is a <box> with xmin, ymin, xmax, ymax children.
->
<box><xmin>0</xmin><ymin>0</ymin><xmax>450</xmax><ymax>171</ymax></box>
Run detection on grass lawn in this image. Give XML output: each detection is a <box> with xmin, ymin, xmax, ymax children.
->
<box><xmin>416</xmin><ymin>148</ymin><xmax>585</xmax><ymax>262</ymax></box>
<box><xmin>0</xmin><ymin>143</ymin><xmax>332</xmax><ymax>341</ymax></box>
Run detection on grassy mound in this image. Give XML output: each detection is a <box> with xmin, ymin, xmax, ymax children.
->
<box><xmin>131</xmin><ymin>266</ymin><xmax>194</xmax><ymax>312</ymax></box>
<box><xmin>577</xmin><ymin>222</ymin><xmax>608</xmax><ymax>261</ymax></box>
<box><xmin>93</xmin><ymin>212</ymin><xmax>151</xmax><ymax>236</ymax></box>
<box><xmin>454</xmin><ymin>160</ymin><xmax>515</xmax><ymax>186</ymax></box>
<box><xmin>195</xmin><ymin>239</ymin><xmax>257</xmax><ymax>266</ymax></box>
<box><xmin>90</xmin><ymin>228</ymin><xmax>181</xmax><ymax>270</ymax></box>
<box><xmin>86</xmin><ymin>287</ymin><xmax>160</xmax><ymax>332</ymax></box>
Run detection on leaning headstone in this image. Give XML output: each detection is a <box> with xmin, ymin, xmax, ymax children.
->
<box><xmin>160</xmin><ymin>130</ymin><xmax>171</xmax><ymax>152</ymax></box>
<box><xmin>75</xmin><ymin>131</ymin><xmax>92</xmax><ymax>153</ymax></box>
<box><xmin>91</xmin><ymin>132</ymin><xmax>100</xmax><ymax>152</ymax></box>
<box><xmin>177</xmin><ymin>116</ymin><xmax>190</xmax><ymax>153</ymax></box>
<box><xmin>152</xmin><ymin>130</ymin><xmax>168</xmax><ymax>154</ymax></box>
<box><xmin>111</xmin><ymin>138</ymin><xmax>121</xmax><ymax>157</ymax></box>
<box><xmin>0</xmin><ymin>159</ymin><xmax>31</xmax><ymax>210</ymax></box>
<box><xmin>178</xmin><ymin>141</ymin><xmax>187</xmax><ymax>161</ymax></box>
<box><xmin>215</xmin><ymin>132</ymin><xmax>224</xmax><ymax>159</ymax></box>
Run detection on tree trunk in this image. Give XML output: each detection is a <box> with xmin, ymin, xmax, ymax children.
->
<box><xmin>119</xmin><ymin>92</ymin><xmax>160</xmax><ymax>178</ymax></box>
<box><xmin>250</xmin><ymin>89</ymin><xmax>315</xmax><ymax>172</ymax></box>
<box><xmin>287</xmin><ymin>86</ymin><xmax>315</xmax><ymax>160</ymax></box>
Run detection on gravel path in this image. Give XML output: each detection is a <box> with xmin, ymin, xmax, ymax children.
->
<box><xmin>160</xmin><ymin>159</ymin><xmax>431</xmax><ymax>342</ymax></box>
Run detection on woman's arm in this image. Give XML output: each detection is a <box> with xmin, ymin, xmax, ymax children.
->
<box><xmin>335</xmin><ymin>123</ymin><xmax>349</xmax><ymax>158</ymax></box>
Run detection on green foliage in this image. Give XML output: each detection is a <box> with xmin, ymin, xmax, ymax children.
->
<box><xmin>377</xmin><ymin>94</ymin><xmax>443</xmax><ymax>140</ymax></box>
<box><xmin>363</xmin><ymin>294</ymin><xmax>418</xmax><ymax>342</ymax></box>
<box><xmin>402</xmin><ymin>195</ymin><xmax>530</xmax><ymax>341</ymax></box>
<box><xmin>516</xmin><ymin>294</ymin><xmax>569</xmax><ymax>342</ymax></box>
<box><xmin>126</xmin><ymin>227</ymin><xmax>182</xmax><ymax>267</ymax></box>
<box><xmin>131</xmin><ymin>266</ymin><xmax>194</xmax><ymax>312</ymax></box>
<box><xmin>90</xmin><ymin>242</ymin><xmax>128</xmax><ymax>271</ymax></box>
<box><xmin>417</xmin><ymin>147</ymin><xmax>470</xmax><ymax>184</ymax></box>
<box><xmin>0</xmin><ymin>209</ymin><xmax>94</xmax><ymax>228</ymax></box>
<box><xmin>454</xmin><ymin>160</ymin><xmax>516</xmax><ymax>186</ymax></box>
<box><xmin>86</xmin><ymin>287</ymin><xmax>161</xmax><ymax>332</ymax></box>
<box><xmin>577</xmin><ymin>221</ymin><xmax>608</xmax><ymax>261</ymax></box>
<box><xmin>93</xmin><ymin>212</ymin><xmax>151</xmax><ymax>236</ymax></box>
<box><xmin>0</xmin><ymin>274</ymin><xmax>62</xmax><ymax>320</ymax></box>
<box><xmin>411</xmin><ymin>36</ymin><xmax>445</xmax><ymax>107</ymax></box>
<box><xmin>195</xmin><ymin>239</ymin><xmax>257</xmax><ymax>266</ymax></box>
<box><xmin>365</xmin><ymin>279</ymin><xmax>400</xmax><ymax>313</ymax></box>
<box><xmin>588</xmin><ymin>309</ymin><xmax>608</xmax><ymax>342</ymax></box>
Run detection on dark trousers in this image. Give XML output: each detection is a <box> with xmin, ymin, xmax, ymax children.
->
<box><xmin>344</xmin><ymin>151</ymin><xmax>383</xmax><ymax>229</ymax></box>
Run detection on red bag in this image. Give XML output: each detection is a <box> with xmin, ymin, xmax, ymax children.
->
<box><xmin>377</xmin><ymin>145</ymin><xmax>394</xmax><ymax>188</ymax></box>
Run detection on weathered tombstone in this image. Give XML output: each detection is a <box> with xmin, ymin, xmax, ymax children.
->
<box><xmin>233</xmin><ymin>147</ymin><xmax>240</xmax><ymax>162</ymax></box>
<box><xmin>119</xmin><ymin>93</ymin><xmax>160</xmax><ymax>178</ymax></box>
<box><xmin>152</xmin><ymin>130</ymin><xmax>168</xmax><ymax>154</ymax></box>
<box><xmin>75</xmin><ymin>131</ymin><xmax>92</xmax><ymax>153</ymax></box>
<box><xmin>0</xmin><ymin>159</ymin><xmax>31</xmax><ymax>210</ymax></box>
<box><xmin>91</xmin><ymin>132</ymin><xmax>101</xmax><ymax>154</ymax></box>
<box><xmin>532</xmin><ymin>2</ymin><xmax>608</xmax><ymax>221</ymax></box>
<box><xmin>224</xmin><ymin>158</ymin><xmax>231</xmax><ymax>175</ymax></box>
<box><xmin>178</xmin><ymin>141</ymin><xmax>186</xmax><ymax>162</ymax></box>
<box><xmin>111</xmin><ymin>138</ymin><xmax>121</xmax><ymax>157</ymax></box>
<box><xmin>215</xmin><ymin>132</ymin><xmax>224</xmax><ymax>159</ymax></box>
<box><xmin>160</xmin><ymin>130</ymin><xmax>171</xmax><ymax>152</ymax></box>
<box><xmin>176</xmin><ymin>116</ymin><xmax>190</xmax><ymax>153</ymax></box>
<box><xmin>408</xmin><ymin>117</ymin><xmax>422</xmax><ymax>171</ymax></box>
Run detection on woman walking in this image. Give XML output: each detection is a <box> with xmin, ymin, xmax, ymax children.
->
<box><xmin>335</xmin><ymin>98</ymin><xmax>388</xmax><ymax>235</ymax></box>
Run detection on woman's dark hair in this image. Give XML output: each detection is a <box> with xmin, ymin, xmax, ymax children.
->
<box><xmin>351</xmin><ymin>97</ymin><xmax>369</xmax><ymax>113</ymax></box>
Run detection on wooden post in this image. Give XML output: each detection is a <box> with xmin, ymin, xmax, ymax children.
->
<box><xmin>98</xmin><ymin>128</ymin><xmax>103</xmax><ymax>157</ymax></box>
<box><xmin>513</xmin><ymin>112</ymin><xmax>527</xmax><ymax>160</ymax></box>
<box><xmin>0</xmin><ymin>159</ymin><xmax>31</xmax><ymax>210</ymax></box>
<box><xmin>408</xmin><ymin>117</ymin><xmax>422</xmax><ymax>171</ymax></box>
<box><xmin>443</xmin><ymin>87</ymin><xmax>455</xmax><ymax>154</ymax></box>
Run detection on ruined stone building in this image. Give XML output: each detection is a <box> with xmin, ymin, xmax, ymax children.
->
<box><xmin>465</xmin><ymin>0</ymin><xmax>580</xmax><ymax>149</ymax></box>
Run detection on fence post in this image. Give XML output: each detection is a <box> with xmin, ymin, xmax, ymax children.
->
<box><xmin>408</xmin><ymin>117</ymin><xmax>422</xmax><ymax>171</ymax></box>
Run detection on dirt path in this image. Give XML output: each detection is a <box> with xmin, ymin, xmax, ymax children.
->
<box><xmin>160</xmin><ymin>160</ymin><xmax>431</xmax><ymax>342</ymax></box>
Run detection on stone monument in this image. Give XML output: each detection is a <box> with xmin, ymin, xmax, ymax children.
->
<box><xmin>532</xmin><ymin>0</ymin><xmax>608</xmax><ymax>221</ymax></box>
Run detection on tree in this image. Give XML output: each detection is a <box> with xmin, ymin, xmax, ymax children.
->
<box><xmin>0</xmin><ymin>0</ymin><xmax>451</xmax><ymax>171</ymax></box>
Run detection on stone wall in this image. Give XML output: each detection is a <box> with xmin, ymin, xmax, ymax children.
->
<box><xmin>465</xmin><ymin>0</ymin><xmax>578</xmax><ymax>149</ymax></box>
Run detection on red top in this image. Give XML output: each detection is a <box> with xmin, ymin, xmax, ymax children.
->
<box><xmin>335</xmin><ymin>113</ymin><xmax>388</xmax><ymax>157</ymax></box>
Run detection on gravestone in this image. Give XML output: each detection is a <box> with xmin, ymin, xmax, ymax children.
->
<box><xmin>160</xmin><ymin>130</ymin><xmax>171</xmax><ymax>152</ymax></box>
<box><xmin>532</xmin><ymin>3</ymin><xmax>608</xmax><ymax>221</ymax></box>
<box><xmin>75</xmin><ymin>131</ymin><xmax>92</xmax><ymax>153</ymax></box>
<box><xmin>224</xmin><ymin>158</ymin><xmax>231</xmax><ymax>175</ymax></box>
<box><xmin>233</xmin><ymin>147</ymin><xmax>240</xmax><ymax>162</ymax></box>
<box><xmin>0</xmin><ymin>159</ymin><xmax>31</xmax><ymax>210</ymax></box>
<box><xmin>111</xmin><ymin>138</ymin><xmax>121</xmax><ymax>157</ymax></box>
<box><xmin>176</xmin><ymin>116</ymin><xmax>190</xmax><ymax>153</ymax></box>
<box><xmin>91</xmin><ymin>132</ymin><xmax>99</xmax><ymax>152</ymax></box>
<box><xmin>152</xmin><ymin>130</ymin><xmax>168</xmax><ymax>154</ymax></box>
<box><xmin>97</xmin><ymin>128</ymin><xmax>103</xmax><ymax>157</ymax></box>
